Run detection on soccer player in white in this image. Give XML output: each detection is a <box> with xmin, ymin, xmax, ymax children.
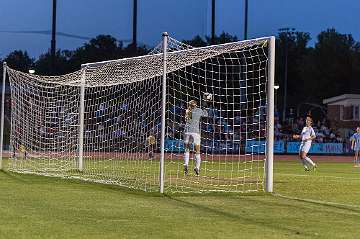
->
<box><xmin>183</xmin><ymin>99</ymin><xmax>208</xmax><ymax>176</ymax></box>
<box><xmin>350</xmin><ymin>126</ymin><xmax>360</xmax><ymax>167</ymax></box>
<box><xmin>293</xmin><ymin>116</ymin><xmax>317</xmax><ymax>171</ymax></box>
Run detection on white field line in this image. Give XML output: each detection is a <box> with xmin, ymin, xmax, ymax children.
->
<box><xmin>277</xmin><ymin>173</ymin><xmax>360</xmax><ymax>181</ymax></box>
<box><xmin>273</xmin><ymin>193</ymin><xmax>360</xmax><ymax>211</ymax></box>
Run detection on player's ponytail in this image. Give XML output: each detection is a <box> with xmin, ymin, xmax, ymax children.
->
<box><xmin>185</xmin><ymin>108</ymin><xmax>192</xmax><ymax>121</ymax></box>
<box><xmin>185</xmin><ymin>100</ymin><xmax>197</xmax><ymax>121</ymax></box>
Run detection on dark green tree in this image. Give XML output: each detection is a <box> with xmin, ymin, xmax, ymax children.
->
<box><xmin>205</xmin><ymin>32</ymin><xmax>238</xmax><ymax>45</ymax></box>
<box><xmin>4</xmin><ymin>50</ymin><xmax>34</xmax><ymax>72</ymax></box>
<box><xmin>300</xmin><ymin>28</ymin><xmax>360</xmax><ymax>103</ymax></box>
<box><xmin>351</xmin><ymin>42</ymin><xmax>360</xmax><ymax>92</ymax></box>
<box><xmin>67</xmin><ymin>35</ymin><xmax>125</xmax><ymax>71</ymax></box>
<box><xmin>183</xmin><ymin>32</ymin><xmax>238</xmax><ymax>48</ymax></box>
<box><xmin>66</xmin><ymin>35</ymin><xmax>150</xmax><ymax>72</ymax></box>
<box><xmin>35</xmin><ymin>50</ymin><xmax>71</xmax><ymax>75</ymax></box>
<box><xmin>275</xmin><ymin>30</ymin><xmax>311</xmax><ymax>117</ymax></box>
<box><xmin>183</xmin><ymin>35</ymin><xmax>207</xmax><ymax>47</ymax></box>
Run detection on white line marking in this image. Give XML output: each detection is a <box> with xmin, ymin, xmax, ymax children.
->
<box><xmin>277</xmin><ymin>173</ymin><xmax>360</xmax><ymax>181</ymax></box>
<box><xmin>273</xmin><ymin>193</ymin><xmax>360</xmax><ymax>211</ymax></box>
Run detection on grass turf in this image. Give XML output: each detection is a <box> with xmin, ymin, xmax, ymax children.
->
<box><xmin>5</xmin><ymin>157</ymin><xmax>265</xmax><ymax>193</ymax></box>
<box><xmin>0</xmin><ymin>159</ymin><xmax>359</xmax><ymax>239</ymax></box>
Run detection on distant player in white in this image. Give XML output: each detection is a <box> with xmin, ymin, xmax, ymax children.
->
<box><xmin>293</xmin><ymin>116</ymin><xmax>317</xmax><ymax>171</ymax></box>
<box><xmin>183</xmin><ymin>99</ymin><xmax>208</xmax><ymax>176</ymax></box>
<box><xmin>350</xmin><ymin>126</ymin><xmax>360</xmax><ymax>167</ymax></box>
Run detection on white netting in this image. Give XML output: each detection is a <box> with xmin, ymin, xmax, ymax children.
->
<box><xmin>7</xmin><ymin>69</ymin><xmax>81</xmax><ymax>174</ymax></box>
<box><xmin>149</xmin><ymin>36</ymin><xmax>194</xmax><ymax>54</ymax></box>
<box><xmin>6</xmin><ymin>37</ymin><xmax>270</xmax><ymax>193</ymax></box>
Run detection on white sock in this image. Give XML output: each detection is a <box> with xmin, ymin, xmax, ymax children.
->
<box><xmin>304</xmin><ymin>156</ymin><xmax>315</xmax><ymax>166</ymax></box>
<box><xmin>184</xmin><ymin>151</ymin><xmax>190</xmax><ymax>166</ymax></box>
<box><xmin>300</xmin><ymin>158</ymin><xmax>308</xmax><ymax>167</ymax></box>
<box><xmin>195</xmin><ymin>153</ymin><xmax>201</xmax><ymax>170</ymax></box>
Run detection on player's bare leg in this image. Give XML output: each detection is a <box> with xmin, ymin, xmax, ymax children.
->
<box><xmin>299</xmin><ymin>151</ymin><xmax>316</xmax><ymax>171</ymax></box>
<box><xmin>354</xmin><ymin>151</ymin><xmax>360</xmax><ymax>167</ymax></box>
<box><xmin>300</xmin><ymin>151</ymin><xmax>316</xmax><ymax>171</ymax></box>
<box><xmin>183</xmin><ymin>143</ymin><xmax>190</xmax><ymax>175</ymax></box>
<box><xmin>299</xmin><ymin>151</ymin><xmax>309</xmax><ymax>171</ymax></box>
<box><xmin>194</xmin><ymin>144</ymin><xmax>201</xmax><ymax>176</ymax></box>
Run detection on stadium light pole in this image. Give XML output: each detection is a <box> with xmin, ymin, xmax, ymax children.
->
<box><xmin>244</xmin><ymin>0</ymin><xmax>248</xmax><ymax>40</ymax></box>
<box><xmin>51</xmin><ymin>0</ymin><xmax>57</xmax><ymax>74</ymax></box>
<box><xmin>132</xmin><ymin>0</ymin><xmax>137</xmax><ymax>51</ymax></box>
<box><xmin>0</xmin><ymin>62</ymin><xmax>7</xmax><ymax>170</ymax></box>
<box><xmin>279</xmin><ymin>27</ymin><xmax>295</xmax><ymax>123</ymax></box>
<box><xmin>211</xmin><ymin>0</ymin><xmax>216</xmax><ymax>44</ymax></box>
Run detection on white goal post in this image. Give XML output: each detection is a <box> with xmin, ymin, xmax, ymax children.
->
<box><xmin>0</xmin><ymin>34</ymin><xmax>275</xmax><ymax>193</ymax></box>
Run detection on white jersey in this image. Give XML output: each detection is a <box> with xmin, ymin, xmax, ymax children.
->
<box><xmin>184</xmin><ymin>107</ymin><xmax>208</xmax><ymax>134</ymax></box>
<box><xmin>301</xmin><ymin>126</ymin><xmax>316</xmax><ymax>142</ymax></box>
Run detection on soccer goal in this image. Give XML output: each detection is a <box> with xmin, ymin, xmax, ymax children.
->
<box><xmin>0</xmin><ymin>33</ymin><xmax>275</xmax><ymax>193</ymax></box>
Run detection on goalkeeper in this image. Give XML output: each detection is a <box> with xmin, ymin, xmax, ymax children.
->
<box><xmin>183</xmin><ymin>98</ymin><xmax>209</xmax><ymax>176</ymax></box>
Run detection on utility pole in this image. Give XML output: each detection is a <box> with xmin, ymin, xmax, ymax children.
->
<box><xmin>278</xmin><ymin>27</ymin><xmax>295</xmax><ymax>123</ymax></box>
<box><xmin>132</xmin><ymin>0</ymin><xmax>137</xmax><ymax>52</ymax></box>
<box><xmin>211</xmin><ymin>0</ymin><xmax>215</xmax><ymax>44</ymax></box>
<box><xmin>244</xmin><ymin>0</ymin><xmax>248</xmax><ymax>40</ymax></box>
<box><xmin>51</xmin><ymin>0</ymin><xmax>57</xmax><ymax>74</ymax></box>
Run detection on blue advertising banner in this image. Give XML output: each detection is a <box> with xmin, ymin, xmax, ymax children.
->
<box><xmin>165</xmin><ymin>139</ymin><xmax>343</xmax><ymax>154</ymax></box>
<box><xmin>245</xmin><ymin>140</ymin><xmax>285</xmax><ymax>154</ymax></box>
<box><xmin>164</xmin><ymin>139</ymin><xmax>240</xmax><ymax>153</ymax></box>
<box><xmin>287</xmin><ymin>142</ymin><xmax>343</xmax><ymax>154</ymax></box>
<box><xmin>164</xmin><ymin>139</ymin><xmax>185</xmax><ymax>153</ymax></box>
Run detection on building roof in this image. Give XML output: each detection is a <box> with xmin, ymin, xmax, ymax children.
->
<box><xmin>323</xmin><ymin>94</ymin><xmax>360</xmax><ymax>105</ymax></box>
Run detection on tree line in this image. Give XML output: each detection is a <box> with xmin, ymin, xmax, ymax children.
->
<box><xmin>1</xmin><ymin>28</ymin><xmax>360</xmax><ymax>120</ymax></box>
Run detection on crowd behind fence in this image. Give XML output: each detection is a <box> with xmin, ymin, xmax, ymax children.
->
<box><xmin>2</xmin><ymin>97</ymin><xmax>356</xmax><ymax>155</ymax></box>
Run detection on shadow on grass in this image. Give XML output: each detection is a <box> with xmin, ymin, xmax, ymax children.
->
<box><xmin>0</xmin><ymin>170</ymin><xmax>29</xmax><ymax>183</ymax></box>
<box><xmin>272</xmin><ymin>193</ymin><xmax>360</xmax><ymax>215</ymax></box>
<box><xmin>0</xmin><ymin>169</ymin><xmax>160</xmax><ymax>195</ymax></box>
<box><xmin>164</xmin><ymin>194</ymin><xmax>311</xmax><ymax>237</ymax></box>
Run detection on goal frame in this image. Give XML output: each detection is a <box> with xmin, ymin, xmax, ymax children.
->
<box><xmin>0</xmin><ymin>34</ymin><xmax>275</xmax><ymax>193</ymax></box>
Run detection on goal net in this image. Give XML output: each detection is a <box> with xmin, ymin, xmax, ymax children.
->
<box><xmin>3</xmin><ymin>35</ymin><xmax>274</xmax><ymax>193</ymax></box>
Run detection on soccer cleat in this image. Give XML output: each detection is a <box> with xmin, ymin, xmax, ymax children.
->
<box><xmin>184</xmin><ymin>165</ymin><xmax>188</xmax><ymax>176</ymax></box>
<box><xmin>304</xmin><ymin>167</ymin><xmax>310</xmax><ymax>171</ymax></box>
<box><xmin>194</xmin><ymin>167</ymin><xmax>200</xmax><ymax>176</ymax></box>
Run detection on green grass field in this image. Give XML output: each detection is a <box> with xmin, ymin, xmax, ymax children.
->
<box><xmin>0</xmin><ymin>158</ymin><xmax>360</xmax><ymax>239</ymax></box>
